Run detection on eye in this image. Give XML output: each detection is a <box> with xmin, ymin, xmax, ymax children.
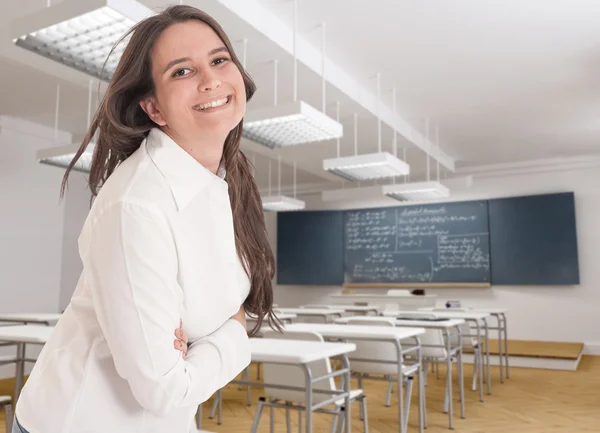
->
<box><xmin>171</xmin><ymin>68</ymin><xmax>192</xmax><ymax>78</ymax></box>
<box><xmin>212</xmin><ymin>56</ymin><xmax>230</xmax><ymax>66</ymax></box>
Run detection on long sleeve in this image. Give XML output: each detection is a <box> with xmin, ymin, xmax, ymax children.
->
<box><xmin>81</xmin><ymin>201</ymin><xmax>250</xmax><ymax>418</ymax></box>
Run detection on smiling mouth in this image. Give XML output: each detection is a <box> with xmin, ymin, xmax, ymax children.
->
<box><xmin>192</xmin><ymin>95</ymin><xmax>232</xmax><ymax>111</ymax></box>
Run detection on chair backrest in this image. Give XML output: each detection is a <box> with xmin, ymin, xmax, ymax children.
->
<box><xmin>261</xmin><ymin>329</ymin><xmax>336</xmax><ymax>404</ymax></box>
<box><xmin>377</xmin><ymin>314</ymin><xmax>448</xmax><ymax>360</ymax></box>
<box><xmin>343</xmin><ymin>318</ymin><xmax>401</xmax><ymax>376</ymax></box>
<box><xmin>301</xmin><ymin>304</ymin><xmax>333</xmax><ymax>309</ymax></box>
<box><xmin>427</xmin><ymin>309</ymin><xmax>476</xmax><ymax>346</ymax></box>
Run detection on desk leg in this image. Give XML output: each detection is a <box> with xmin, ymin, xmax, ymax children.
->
<box><xmin>302</xmin><ymin>364</ymin><xmax>313</xmax><ymax>433</ymax></box>
<box><xmin>342</xmin><ymin>354</ymin><xmax>351</xmax><ymax>433</ymax></box>
<box><xmin>502</xmin><ymin>314</ymin><xmax>510</xmax><ymax>379</ymax></box>
<box><xmin>456</xmin><ymin>326</ymin><xmax>465</xmax><ymax>419</ymax></box>
<box><xmin>495</xmin><ymin>314</ymin><xmax>504</xmax><ymax>384</ymax></box>
<box><xmin>13</xmin><ymin>342</ymin><xmax>26</xmax><ymax>406</ymax></box>
<box><xmin>396</xmin><ymin>343</ymin><xmax>404</xmax><ymax>433</ymax></box>
<box><xmin>474</xmin><ymin>321</ymin><xmax>484</xmax><ymax>403</ymax></box>
<box><xmin>483</xmin><ymin>319</ymin><xmax>491</xmax><ymax>396</ymax></box>
<box><xmin>445</xmin><ymin>329</ymin><xmax>454</xmax><ymax>430</ymax></box>
<box><xmin>416</xmin><ymin>337</ymin><xmax>424</xmax><ymax>433</ymax></box>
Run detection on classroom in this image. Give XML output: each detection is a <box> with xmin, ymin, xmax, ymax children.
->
<box><xmin>0</xmin><ymin>1</ymin><xmax>599</xmax><ymax>432</ymax></box>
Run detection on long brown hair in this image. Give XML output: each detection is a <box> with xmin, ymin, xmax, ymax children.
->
<box><xmin>61</xmin><ymin>5</ymin><xmax>280</xmax><ymax>335</ymax></box>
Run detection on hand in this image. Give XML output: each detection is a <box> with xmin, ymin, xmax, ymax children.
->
<box><xmin>231</xmin><ymin>305</ymin><xmax>246</xmax><ymax>330</ymax></box>
<box><xmin>174</xmin><ymin>319</ymin><xmax>189</xmax><ymax>360</ymax></box>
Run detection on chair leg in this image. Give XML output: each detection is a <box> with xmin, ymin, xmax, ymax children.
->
<box><xmin>195</xmin><ymin>404</ymin><xmax>202</xmax><ymax>429</ymax></box>
<box><xmin>299</xmin><ymin>409</ymin><xmax>303</xmax><ymax>433</ymax></box>
<box><xmin>209</xmin><ymin>390</ymin><xmax>219</xmax><ymax>419</ymax></box>
<box><xmin>4</xmin><ymin>404</ymin><xmax>13</xmax><ymax>433</ymax></box>
<box><xmin>218</xmin><ymin>389</ymin><xmax>222</xmax><ymax>425</ymax></box>
<box><xmin>250</xmin><ymin>399</ymin><xmax>265</xmax><ymax>433</ymax></box>
<box><xmin>286</xmin><ymin>403</ymin><xmax>292</xmax><ymax>433</ymax></box>
<box><xmin>247</xmin><ymin>378</ymin><xmax>252</xmax><ymax>406</ymax></box>
<box><xmin>422</xmin><ymin>379</ymin><xmax>428</xmax><ymax>429</ymax></box>
<box><xmin>335</xmin><ymin>409</ymin><xmax>345</xmax><ymax>433</ymax></box>
<box><xmin>329</xmin><ymin>413</ymin><xmax>338</xmax><ymax>433</ymax></box>
<box><xmin>472</xmin><ymin>347</ymin><xmax>479</xmax><ymax>392</ymax></box>
<box><xmin>270</xmin><ymin>402</ymin><xmax>275</xmax><ymax>433</ymax></box>
<box><xmin>443</xmin><ymin>367</ymin><xmax>450</xmax><ymax>414</ymax></box>
<box><xmin>257</xmin><ymin>362</ymin><xmax>261</xmax><ymax>380</ymax></box>
<box><xmin>385</xmin><ymin>379</ymin><xmax>393</xmax><ymax>407</ymax></box>
<box><xmin>361</xmin><ymin>396</ymin><xmax>369</xmax><ymax>433</ymax></box>
<box><xmin>239</xmin><ymin>367</ymin><xmax>248</xmax><ymax>390</ymax></box>
<box><xmin>403</xmin><ymin>378</ymin><xmax>414</xmax><ymax>433</ymax></box>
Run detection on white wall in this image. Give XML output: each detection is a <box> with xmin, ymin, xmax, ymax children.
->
<box><xmin>268</xmin><ymin>165</ymin><xmax>600</xmax><ymax>355</ymax></box>
<box><xmin>0</xmin><ymin>116</ymin><xmax>72</xmax><ymax>377</ymax></box>
<box><xmin>58</xmin><ymin>172</ymin><xmax>90</xmax><ymax>311</ymax></box>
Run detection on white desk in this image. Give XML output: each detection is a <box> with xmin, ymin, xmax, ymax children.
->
<box><xmin>301</xmin><ymin>304</ymin><xmax>381</xmax><ymax>316</ymax></box>
<box><xmin>334</xmin><ymin>316</ymin><xmax>466</xmax><ymax>428</ymax></box>
<box><xmin>275</xmin><ymin>308</ymin><xmax>345</xmax><ymax>323</ymax></box>
<box><xmin>467</xmin><ymin>308</ymin><xmax>509</xmax><ymax>381</ymax></box>
<box><xmin>0</xmin><ymin>325</ymin><xmax>54</xmax><ymax>404</ymax></box>
<box><xmin>0</xmin><ymin>313</ymin><xmax>61</xmax><ymax>325</ymax></box>
<box><xmin>407</xmin><ymin>309</ymin><xmax>492</xmax><ymax>398</ymax></box>
<box><xmin>232</xmin><ymin>338</ymin><xmax>356</xmax><ymax>433</ymax></box>
<box><xmin>246</xmin><ymin>312</ymin><xmax>296</xmax><ymax>324</ymax></box>
<box><xmin>330</xmin><ymin>293</ymin><xmax>437</xmax><ymax>311</ymax></box>
<box><xmin>283</xmin><ymin>323</ymin><xmax>425</xmax><ymax>433</ymax></box>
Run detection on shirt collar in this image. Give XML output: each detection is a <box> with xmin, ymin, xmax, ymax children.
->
<box><xmin>145</xmin><ymin>128</ymin><xmax>227</xmax><ymax>211</ymax></box>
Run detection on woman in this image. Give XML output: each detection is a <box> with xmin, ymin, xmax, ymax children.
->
<box><xmin>13</xmin><ymin>5</ymin><xmax>278</xmax><ymax>433</ymax></box>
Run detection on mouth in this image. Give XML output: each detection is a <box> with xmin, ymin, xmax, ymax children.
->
<box><xmin>192</xmin><ymin>95</ymin><xmax>232</xmax><ymax>112</ymax></box>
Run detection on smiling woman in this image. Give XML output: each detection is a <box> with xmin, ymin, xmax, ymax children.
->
<box><xmin>11</xmin><ymin>5</ymin><xmax>280</xmax><ymax>433</ymax></box>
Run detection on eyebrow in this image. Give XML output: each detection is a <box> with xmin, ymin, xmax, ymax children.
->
<box><xmin>162</xmin><ymin>46</ymin><xmax>229</xmax><ymax>74</ymax></box>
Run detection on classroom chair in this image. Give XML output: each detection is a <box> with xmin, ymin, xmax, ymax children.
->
<box><xmin>256</xmin><ymin>329</ymin><xmax>369</xmax><ymax>433</ymax></box>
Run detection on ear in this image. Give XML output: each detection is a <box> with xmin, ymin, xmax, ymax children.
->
<box><xmin>139</xmin><ymin>97</ymin><xmax>167</xmax><ymax>126</ymax></box>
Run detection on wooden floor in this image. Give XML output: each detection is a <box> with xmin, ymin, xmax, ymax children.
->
<box><xmin>1</xmin><ymin>356</ymin><xmax>599</xmax><ymax>432</ymax></box>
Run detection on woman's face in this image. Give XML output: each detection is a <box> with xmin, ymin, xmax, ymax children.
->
<box><xmin>142</xmin><ymin>20</ymin><xmax>246</xmax><ymax>141</ymax></box>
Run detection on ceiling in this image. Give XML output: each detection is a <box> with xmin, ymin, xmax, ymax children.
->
<box><xmin>2</xmin><ymin>0</ymin><xmax>600</xmax><ymax>194</ymax></box>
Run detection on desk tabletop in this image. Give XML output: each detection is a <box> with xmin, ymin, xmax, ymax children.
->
<box><xmin>0</xmin><ymin>325</ymin><xmax>54</xmax><ymax>343</ymax></box>
<box><xmin>276</xmin><ymin>308</ymin><xmax>345</xmax><ymax>316</ymax></box>
<box><xmin>283</xmin><ymin>323</ymin><xmax>425</xmax><ymax>340</ymax></box>
<box><xmin>0</xmin><ymin>313</ymin><xmax>62</xmax><ymax>323</ymax></box>
<box><xmin>324</xmin><ymin>304</ymin><xmax>381</xmax><ymax>311</ymax></box>
<box><xmin>246</xmin><ymin>313</ymin><xmax>297</xmax><ymax>321</ymax></box>
<box><xmin>335</xmin><ymin>316</ymin><xmax>465</xmax><ymax>329</ymax></box>
<box><xmin>249</xmin><ymin>338</ymin><xmax>355</xmax><ymax>364</ymax></box>
<box><xmin>400</xmin><ymin>309</ymin><xmax>491</xmax><ymax>320</ymax></box>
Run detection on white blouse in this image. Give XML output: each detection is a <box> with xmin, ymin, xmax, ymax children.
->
<box><xmin>15</xmin><ymin>128</ymin><xmax>252</xmax><ymax>433</ymax></box>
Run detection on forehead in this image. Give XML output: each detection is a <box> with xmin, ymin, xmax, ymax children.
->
<box><xmin>152</xmin><ymin>20</ymin><xmax>225</xmax><ymax>65</ymax></box>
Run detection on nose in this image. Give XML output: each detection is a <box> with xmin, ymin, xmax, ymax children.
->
<box><xmin>198</xmin><ymin>70</ymin><xmax>221</xmax><ymax>92</ymax></box>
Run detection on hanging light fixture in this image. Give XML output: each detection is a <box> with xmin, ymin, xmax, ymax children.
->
<box><xmin>383</xmin><ymin>121</ymin><xmax>450</xmax><ymax>201</ymax></box>
<box><xmin>37</xmin><ymin>80</ymin><xmax>95</xmax><ymax>172</ymax></box>
<box><xmin>262</xmin><ymin>156</ymin><xmax>306</xmax><ymax>212</ymax></box>
<box><xmin>243</xmin><ymin>13</ymin><xmax>343</xmax><ymax>148</ymax></box>
<box><xmin>323</xmin><ymin>73</ymin><xmax>410</xmax><ymax>180</ymax></box>
<box><xmin>10</xmin><ymin>0</ymin><xmax>153</xmax><ymax>81</ymax></box>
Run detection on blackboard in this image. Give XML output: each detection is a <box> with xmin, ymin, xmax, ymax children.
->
<box><xmin>489</xmin><ymin>192</ymin><xmax>580</xmax><ymax>285</ymax></box>
<box><xmin>344</xmin><ymin>201</ymin><xmax>490</xmax><ymax>283</ymax></box>
<box><xmin>276</xmin><ymin>210</ymin><xmax>344</xmax><ymax>285</ymax></box>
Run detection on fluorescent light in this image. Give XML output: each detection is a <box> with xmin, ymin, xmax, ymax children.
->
<box><xmin>243</xmin><ymin>101</ymin><xmax>343</xmax><ymax>148</ymax></box>
<box><xmin>382</xmin><ymin>181</ymin><xmax>450</xmax><ymax>202</ymax></box>
<box><xmin>36</xmin><ymin>142</ymin><xmax>93</xmax><ymax>173</ymax></box>
<box><xmin>10</xmin><ymin>0</ymin><xmax>153</xmax><ymax>81</ymax></box>
<box><xmin>323</xmin><ymin>151</ymin><xmax>410</xmax><ymax>181</ymax></box>
<box><xmin>262</xmin><ymin>195</ymin><xmax>306</xmax><ymax>212</ymax></box>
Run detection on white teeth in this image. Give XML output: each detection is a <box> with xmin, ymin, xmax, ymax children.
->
<box><xmin>195</xmin><ymin>97</ymin><xmax>228</xmax><ymax>111</ymax></box>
